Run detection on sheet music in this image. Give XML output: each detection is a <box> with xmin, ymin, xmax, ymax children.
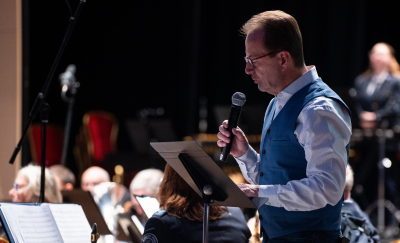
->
<box><xmin>49</xmin><ymin>204</ymin><xmax>91</xmax><ymax>243</ymax></box>
<box><xmin>134</xmin><ymin>196</ymin><xmax>160</xmax><ymax>219</ymax></box>
<box><xmin>0</xmin><ymin>203</ymin><xmax>64</xmax><ymax>243</ymax></box>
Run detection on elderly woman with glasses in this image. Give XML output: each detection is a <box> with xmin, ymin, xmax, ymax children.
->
<box><xmin>9</xmin><ymin>164</ymin><xmax>62</xmax><ymax>203</ymax></box>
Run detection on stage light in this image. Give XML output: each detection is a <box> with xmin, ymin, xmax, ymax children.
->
<box><xmin>382</xmin><ymin>158</ymin><xmax>392</xmax><ymax>168</ymax></box>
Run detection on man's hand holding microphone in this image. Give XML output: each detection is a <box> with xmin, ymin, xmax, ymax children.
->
<box><xmin>216</xmin><ymin>92</ymin><xmax>260</xmax><ymax>197</ymax></box>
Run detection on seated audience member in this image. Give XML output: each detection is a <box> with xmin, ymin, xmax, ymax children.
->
<box><xmin>9</xmin><ymin>164</ymin><xmax>62</xmax><ymax>203</ymax></box>
<box><xmin>129</xmin><ymin>168</ymin><xmax>164</xmax><ymax>224</ymax></box>
<box><xmin>81</xmin><ymin>166</ymin><xmax>110</xmax><ymax>194</ymax></box>
<box><xmin>49</xmin><ymin>164</ymin><xmax>76</xmax><ymax>191</ymax></box>
<box><xmin>341</xmin><ymin>165</ymin><xmax>380</xmax><ymax>243</ymax></box>
<box><xmin>142</xmin><ymin>164</ymin><xmax>251</xmax><ymax>243</ymax></box>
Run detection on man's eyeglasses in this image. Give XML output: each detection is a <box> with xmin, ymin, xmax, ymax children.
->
<box><xmin>244</xmin><ymin>50</ymin><xmax>283</xmax><ymax>69</ymax></box>
<box><xmin>13</xmin><ymin>183</ymin><xmax>26</xmax><ymax>193</ymax></box>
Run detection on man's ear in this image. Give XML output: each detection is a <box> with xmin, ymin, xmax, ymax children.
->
<box><xmin>280</xmin><ymin>51</ymin><xmax>291</xmax><ymax>71</ymax></box>
<box><xmin>64</xmin><ymin>183</ymin><xmax>74</xmax><ymax>191</ymax></box>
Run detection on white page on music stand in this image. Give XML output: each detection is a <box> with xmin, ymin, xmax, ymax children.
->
<box><xmin>0</xmin><ymin>203</ymin><xmax>24</xmax><ymax>243</ymax></box>
<box><xmin>131</xmin><ymin>215</ymin><xmax>144</xmax><ymax>235</ymax></box>
<box><xmin>49</xmin><ymin>204</ymin><xmax>91</xmax><ymax>243</ymax></box>
<box><xmin>1</xmin><ymin>203</ymin><xmax>64</xmax><ymax>243</ymax></box>
<box><xmin>134</xmin><ymin>196</ymin><xmax>160</xmax><ymax>219</ymax></box>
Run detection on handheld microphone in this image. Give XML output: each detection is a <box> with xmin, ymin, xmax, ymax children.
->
<box><xmin>59</xmin><ymin>64</ymin><xmax>76</xmax><ymax>92</ymax></box>
<box><xmin>220</xmin><ymin>92</ymin><xmax>246</xmax><ymax>161</ymax></box>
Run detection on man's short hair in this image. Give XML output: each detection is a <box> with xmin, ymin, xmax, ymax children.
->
<box><xmin>241</xmin><ymin>10</ymin><xmax>304</xmax><ymax>68</ymax></box>
<box><xmin>49</xmin><ymin>165</ymin><xmax>76</xmax><ymax>186</ymax></box>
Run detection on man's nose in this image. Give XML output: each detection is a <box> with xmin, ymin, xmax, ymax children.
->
<box><xmin>245</xmin><ymin>62</ymin><xmax>254</xmax><ymax>75</ymax></box>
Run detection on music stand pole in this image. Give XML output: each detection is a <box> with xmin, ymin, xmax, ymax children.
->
<box><xmin>202</xmin><ymin>185</ymin><xmax>213</xmax><ymax>243</ymax></box>
<box><xmin>39</xmin><ymin>103</ymin><xmax>50</xmax><ymax>203</ymax></box>
<box><xmin>177</xmin><ymin>153</ymin><xmax>228</xmax><ymax>243</ymax></box>
<box><xmin>377</xmin><ymin>125</ymin><xmax>386</xmax><ymax>233</ymax></box>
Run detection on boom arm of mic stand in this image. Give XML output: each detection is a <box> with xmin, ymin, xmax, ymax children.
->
<box><xmin>9</xmin><ymin>0</ymin><xmax>86</xmax><ymax>164</ymax></box>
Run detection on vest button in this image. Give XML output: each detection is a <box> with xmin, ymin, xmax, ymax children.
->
<box><xmin>267</xmin><ymin>129</ymin><xmax>270</xmax><ymax>134</ymax></box>
<box><xmin>260</xmin><ymin>172</ymin><xmax>264</xmax><ymax>177</ymax></box>
<box><xmin>262</xmin><ymin>150</ymin><xmax>266</xmax><ymax>154</ymax></box>
<box><xmin>259</xmin><ymin>215</ymin><xmax>263</xmax><ymax>220</ymax></box>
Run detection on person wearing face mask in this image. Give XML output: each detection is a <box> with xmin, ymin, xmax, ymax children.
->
<box><xmin>353</xmin><ymin>42</ymin><xmax>400</xmax><ymax>129</ymax></box>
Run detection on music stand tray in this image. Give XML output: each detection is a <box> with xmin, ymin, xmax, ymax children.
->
<box><xmin>151</xmin><ymin>141</ymin><xmax>256</xmax><ymax>243</ymax></box>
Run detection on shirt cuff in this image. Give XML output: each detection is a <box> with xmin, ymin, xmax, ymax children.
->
<box><xmin>258</xmin><ymin>185</ymin><xmax>281</xmax><ymax>208</ymax></box>
<box><xmin>235</xmin><ymin>145</ymin><xmax>259</xmax><ymax>172</ymax></box>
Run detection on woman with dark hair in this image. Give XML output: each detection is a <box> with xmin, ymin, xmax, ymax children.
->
<box><xmin>141</xmin><ymin>164</ymin><xmax>251</xmax><ymax>243</ymax></box>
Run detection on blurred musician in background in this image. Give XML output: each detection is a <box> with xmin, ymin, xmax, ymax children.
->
<box><xmin>9</xmin><ymin>164</ymin><xmax>62</xmax><ymax>203</ymax></box>
<box><xmin>129</xmin><ymin>168</ymin><xmax>163</xmax><ymax>225</ymax></box>
<box><xmin>353</xmin><ymin>42</ymin><xmax>400</xmax><ymax>129</ymax></box>
<box><xmin>142</xmin><ymin>164</ymin><xmax>251</xmax><ymax>243</ymax></box>
<box><xmin>341</xmin><ymin>165</ymin><xmax>380</xmax><ymax>243</ymax></box>
<box><xmin>49</xmin><ymin>164</ymin><xmax>76</xmax><ymax>191</ymax></box>
<box><xmin>81</xmin><ymin>166</ymin><xmax>110</xmax><ymax>195</ymax></box>
<box><xmin>351</xmin><ymin>43</ymin><xmax>400</xmax><ymax>211</ymax></box>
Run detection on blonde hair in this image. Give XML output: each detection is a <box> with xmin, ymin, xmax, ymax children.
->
<box><xmin>18</xmin><ymin>164</ymin><xmax>62</xmax><ymax>203</ymax></box>
<box><xmin>363</xmin><ymin>42</ymin><xmax>400</xmax><ymax>78</ymax></box>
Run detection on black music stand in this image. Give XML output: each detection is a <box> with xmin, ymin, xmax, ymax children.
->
<box><xmin>62</xmin><ymin>189</ymin><xmax>112</xmax><ymax>235</ymax></box>
<box><xmin>151</xmin><ymin>141</ymin><xmax>256</xmax><ymax>243</ymax></box>
<box><xmin>364</xmin><ymin>121</ymin><xmax>400</xmax><ymax>235</ymax></box>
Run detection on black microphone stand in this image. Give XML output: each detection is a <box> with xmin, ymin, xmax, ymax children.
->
<box><xmin>9</xmin><ymin>0</ymin><xmax>86</xmax><ymax>203</ymax></box>
<box><xmin>60</xmin><ymin>77</ymin><xmax>80</xmax><ymax>166</ymax></box>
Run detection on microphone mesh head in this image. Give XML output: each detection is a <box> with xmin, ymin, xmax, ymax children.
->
<box><xmin>232</xmin><ymin>92</ymin><xmax>246</xmax><ymax>106</ymax></box>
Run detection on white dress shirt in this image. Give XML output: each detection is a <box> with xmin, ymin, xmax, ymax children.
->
<box><xmin>236</xmin><ymin>66</ymin><xmax>352</xmax><ymax>211</ymax></box>
<box><xmin>365</xmin><ymin>71</ymin><xmax>389</xmax><ymax>96</ymax></box>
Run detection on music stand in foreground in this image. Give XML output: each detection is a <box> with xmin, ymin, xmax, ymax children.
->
<box><xmin>151</xmin><ymin>141</ymin><xmax>256</xmax><ymax>243</ymax></box>
<box><xmin>62</xmin><ymin>189</ymin><xmax>111</xmax><ymax>235</ymax></box>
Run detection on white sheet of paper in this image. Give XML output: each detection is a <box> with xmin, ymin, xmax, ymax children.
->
<box><xmin>48</xmin><ymin>204</ymin><xmax>91</xmax><ymax>243</ymax></box>
<box><xmin>1</xmin><ymin>203</ymin><xmax>64</xmax><ymax>243</ymax></box>
<box><xmin>135</xmin><ymin>196</ymin><xmax>160</xmax><ymax>219</ymax></box>
<box><xmin>131</xmin><ymin>215</ymin><xmax>144</xmax><ymax>235</ymax></box>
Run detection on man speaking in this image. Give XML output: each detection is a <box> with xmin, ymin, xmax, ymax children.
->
<box><xmin>217</xmin><ymin>10</ymin><xmax>352</xmax><ymax>243</ymax></box>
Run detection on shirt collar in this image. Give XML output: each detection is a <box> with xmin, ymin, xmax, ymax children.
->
<box><xmin>373</xmin><ymin>71</ymin><xmax>390</xmax><ymax>84</ymax></box>
<box><xmin>276</xmin><ymin>66</ymin><xmax>319</xmax><ymax>99</ymax></box>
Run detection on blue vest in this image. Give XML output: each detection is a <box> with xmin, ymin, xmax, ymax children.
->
<box><xmin>258</xmin><ymin>78</ymin><xmax>350</xmax><ymax>239</ymax></box>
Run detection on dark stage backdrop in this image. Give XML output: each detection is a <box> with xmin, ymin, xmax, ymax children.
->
<box><xmin>22</xmin><ymin>1</ymin><xmax>400</xmax><ymax>166</ymax></box>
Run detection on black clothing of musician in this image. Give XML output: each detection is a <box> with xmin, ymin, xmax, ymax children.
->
<box><xmin>341</xmin><ymin>199</ymin><xmax>380</xmax><ymax>243</ymax></box>
<box><xmin>141</xmin><ymin>207</ymin><xmax>251</xmax><ymax>243</ymax></box>
<box><xmin>353</xmin><ymin>73</ymin><xmax>400</xmax><ymax>127</ymax></box>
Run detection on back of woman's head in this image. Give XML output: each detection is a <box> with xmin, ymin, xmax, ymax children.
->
<box><xmin>18</xmin><ymin>164</ymin><xmax>63</xmax><ymax>203</ymax></box>
<box><xmin>158</xmin><ymin>164</ymin><xmax>224</xmax><ymax>221</ymax></box>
